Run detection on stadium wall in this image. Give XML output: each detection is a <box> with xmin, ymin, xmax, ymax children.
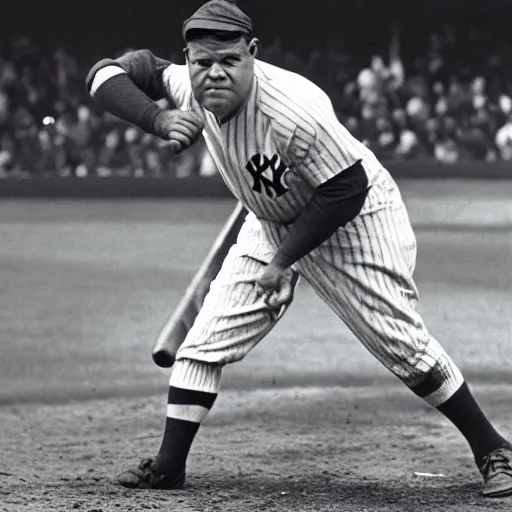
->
<box><xmin>0</xmin><ymin>162</ymin><xmax>511</xmax><ymax>198</ymax></box>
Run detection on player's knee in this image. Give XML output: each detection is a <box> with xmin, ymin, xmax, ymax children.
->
<box><xmin>171</xmin><ymin>358</ymin><xmax>222</xmax><ymax>394</ymax></box>
<box><xmin>393</xmin><ymin>335</ymin><xmax>464</xmax><ymax>407</ymax></box>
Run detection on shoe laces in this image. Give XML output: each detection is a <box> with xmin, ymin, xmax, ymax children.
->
<box><xmin>481</xmin><ymin>449</ymin><xmax>512</xmax><ymax>478</ymax></box>
<box><xmin>138</xmin><ymin>458</ymin><xmax>155</xmax><ymax>471</ymax></box>
<box><xmin>136</xmin><ymin>457</ymin><xmax>163</xmax><ymax>485</ymax></box>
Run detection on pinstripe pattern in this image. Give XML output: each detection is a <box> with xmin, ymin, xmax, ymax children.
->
<box><xmin>176</xmin><ymin>241</ymin><xmax>296</xmax><ymax>365</ymax></box>
<box><xmin>175</xmin><ymin>172</ymin><xmax>463</xmax><ymax>406</ymax></box>
<box><xmin>164</xmin><ymin>61</ymin><xmax>463</xmax><ymax>406</ymax></box>
<box><xmin>161</xmin><ymin>60</ymin><xmax>383</xmax><ymax>224</ymax></box>
<box><xmin>264</xmin><ymin>173</ymin><xmax>462</xmax><ymax>405</ymax></box>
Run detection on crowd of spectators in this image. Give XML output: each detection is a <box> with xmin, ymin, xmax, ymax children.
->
<box><xmin>0</xmin><ymin>26</ymin><xmax>511</xmax><ymax>178</ymax></box>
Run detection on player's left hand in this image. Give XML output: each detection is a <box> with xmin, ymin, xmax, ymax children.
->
<box><xmin>254</xmin><ymin>262</ymin><xmax>294</xmax><ymax>310</ymax></box>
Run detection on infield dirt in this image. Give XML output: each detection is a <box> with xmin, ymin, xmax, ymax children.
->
<box><xmin>2</xmin><ymin>384</ymin><xmax>511</xmax><ymax>512</ymax></box>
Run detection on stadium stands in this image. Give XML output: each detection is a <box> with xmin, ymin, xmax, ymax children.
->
<box><xmin>1</xmin><ymin>23</ymin><xmax>511</xmax><ymax>178</ymax></box>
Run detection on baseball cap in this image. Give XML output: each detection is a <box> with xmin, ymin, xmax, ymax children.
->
<box><xmin>182</xmin><ymin>0</ymin><xmax>253</xmax><ymax>41</ymax></box>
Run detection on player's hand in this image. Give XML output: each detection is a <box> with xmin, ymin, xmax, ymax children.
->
<box><xmin>153</xmin><ymin>109</ymin><xmax>204</xmax><ymax>153</ymax></box>
<box><xmin>254</xmin><ymin>262</ymin><xmax>295</xmax><ymax>310</ymax></box>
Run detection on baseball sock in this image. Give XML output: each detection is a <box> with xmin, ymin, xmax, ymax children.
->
<box><xmin>152</xmin><ymin>360</ymin><xmax>222</xmax><ymax>479</ymax></box>
<box><xmin>154</xmin><ymin>385</ymin><xmax>217</xmax><ymax>478</ymax></box>
<box><xmin>437</xmin><ymin>382</ymin><xmax>511</xmax><ymax>467</ymax></box>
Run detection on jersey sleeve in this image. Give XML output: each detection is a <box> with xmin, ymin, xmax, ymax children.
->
<box><xmin>161</xmin><ymin>64</ymin><xmax>195</xmax><ymax>110</ymax></box>
<box><xmin>289</xmin><ymin>92</ymin><xmax>364</xmax><ymax>188</ymax></box>
<box><xmin>86</xmin><ymin>49</ymin><xmax>173</xmax><ymax>103</ymax></box>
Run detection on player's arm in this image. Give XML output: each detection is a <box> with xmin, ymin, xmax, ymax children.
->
<box><xmin>256</xmin><ymin>153</ymin><xmax>368</xmax><ymax>308</ymax></box>
<box><xmin>270</xmin><ymin>159</ymin><xmax>369</xmax><ymax>271</ymax></box>
<box><xmin>86</xmin><ymin>50</ymin><xmax>203</xmax><ymax>149</ymax></box>
<box><xmin>86</xmin><ymin>50</ymin><xmax>171</xmax><ymax>134</ymax></box>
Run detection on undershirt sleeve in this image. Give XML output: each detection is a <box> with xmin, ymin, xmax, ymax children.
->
<box><xmin>85</xmin><ymin>50</ymin><xmax>174</xmax><ymax>135</ymax></box>
<box><xmin>271</xmin><ymin>160</ymin><xmax>369</xmax><ymax>269</ymax></box>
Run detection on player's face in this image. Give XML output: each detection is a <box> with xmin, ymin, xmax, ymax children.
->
<box><xmin>186</xmin><ymin>37</ymin><xmax>258</xmax><ymax>123</ymax></box>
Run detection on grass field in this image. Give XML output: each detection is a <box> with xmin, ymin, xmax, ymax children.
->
<box><xmin>0</xmin><ymin>179</ymin><xmax>511</xmax><ymax>511</ymax></box>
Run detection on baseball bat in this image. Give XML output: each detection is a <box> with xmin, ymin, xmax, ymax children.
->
<box><xmin>152</xmin><ymin>202</ymin><xmax>247</xmax><ymax>368</ymax></box>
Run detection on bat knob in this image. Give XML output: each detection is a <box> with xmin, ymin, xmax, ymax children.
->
<box><xmin>152</xmin><ymin>350</ymin><xmax>175</xmax><ymax>368</ymax></box>
<box><xmin>169</xmin><ymin>140</ymin><xmax>182</xmax><ymax>153</ymax></box>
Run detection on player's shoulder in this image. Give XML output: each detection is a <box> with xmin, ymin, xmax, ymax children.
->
<box><xmin>254</xmin><ymin>60</ymin><xmax>334</xmax><ymax>142</ymax></box>
<box><xmin>161</xmin><ymin>63</ymin><xmax>194</xmax><ymax>107</ymax></box>
<box><xmin>162</xmin><ymin>62</ymin><xmax>188</xmax><ymax>77</ymax></box>
<box><xmin>112</xmin><ymin>49</ymin><xmax>173</xmax><ymax>78</ymax></box>
<box><xmin>162</xmin><ymin>62</ymin><xmax>189</xmax><ymax>86</ymax></box>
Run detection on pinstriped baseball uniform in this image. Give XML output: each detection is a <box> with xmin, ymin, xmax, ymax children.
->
<box><xmin>157</xmin><ymin>59</ymin><xmax>464</xmax><ymax>407</ymax></box>
<box><xmin>86</xmin><ymin>2</ymin><xmax>512</xmax><ymax>493</ymax></box>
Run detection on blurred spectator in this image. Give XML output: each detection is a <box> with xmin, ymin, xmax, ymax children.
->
<box><xmin>11</xmin><ymin>105</ymin><xmax>39</xmax><ymax>172</ymax></box>
<box><xmin>35</xmin><ymin>121</ymin><xmax>58</xmax><ymax>175</ymax></box>
<box><xmin>373</xmin><ymin>117</ymin><xmax>396</xmax><ymax>160</ymax></box>
<box><xmin>67</xmin><ymin>105</ymin><xmax>100</xmax><ymax>176</ymax></box>
<box><xmin>395</xmin><ymin>129</ymin><xmax>428</xmax><ymax>160</ymax></box>
<box><xmin>125</xmin><ymin>126</ymin><xmax>146</xmax><ymax>177</ymax></box>
<box><xmin>139</xmin><ymin>134</ymin><xmax>162</xmax><ymax>177</ymax></box>
<box><xmin>0</xmin><ymin>88</ymin><xmax>9</xmax><ymax>127</ymax></box>
<box><xmin>456</xmin><ymin>116</ymin><xmax>495</xmax><ymax>161</ymax></box>
<box><xmin>1</xmin><ymin>24</ymin><xmax>512</xmax><ymax>179</ymax></box>
<box><xmin>0</xmin><ymin>130</ymin><xmax>14</xmax><ymax>175</ymax></box>
<box><xmin>435</xmin><ymin>138</ymin><xmax>460</xmax><ymax>163</ymax></box>
<box><xmin>495</xmin><ymin>114</ymin><xmax>512</xmax><ymax>161</ymax></box>
<box><xmin>97</xmin><ymin>127</ymin><xmax>129</xmax><ymax>176</ymax></box>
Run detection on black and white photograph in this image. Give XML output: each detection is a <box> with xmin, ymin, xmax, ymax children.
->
<box><xmin>1</xmin><ymin>1</ymin><xmax>511</xmax><ymax>510</ymax></box>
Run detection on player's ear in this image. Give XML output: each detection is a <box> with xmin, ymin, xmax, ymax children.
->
<box><xmin>248</xmin><ymin>38</ymin><xmax>259</xmax><ymax>58</ymax></box>
<box><xmin>183</xmin><ymin>47</ymin><xmax>189</xmax><ymax>61</ymax></box>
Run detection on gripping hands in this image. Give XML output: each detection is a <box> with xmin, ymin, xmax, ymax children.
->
<box><xmin>153</xmin><ymin>110</ymin><xmax>205</xmax><ymax>153</ymax></box>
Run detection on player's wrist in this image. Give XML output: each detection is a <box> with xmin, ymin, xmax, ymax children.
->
<box><xmin>152</xmin><ymin>109</ymin><xmax>175</xmax><ymax>139</ymax></box>
<box><xmin>268</xmin><ymin>257</ymin><xmax>288</xmax><ymax>273</ymax></box>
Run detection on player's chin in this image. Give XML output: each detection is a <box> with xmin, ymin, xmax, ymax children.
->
<box><xmin>201</xmin><ymin>99</ymin><xmax>234</xmax><ymax>118</ymax></box>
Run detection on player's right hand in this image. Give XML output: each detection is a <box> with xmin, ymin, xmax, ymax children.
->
<box><xmin>265</xmin><ymin>274</ymin><xmax>295</xmax><ymax>310</ymax></box>
<box><xmin>153</xmin><ymin>110</ymin><xmax>204</xmax><ymax>153</ymax></box>
<box><xmin>255</xmin><ymin>266</ymin><xmax>297</xmax><ymax>311</ymax></box>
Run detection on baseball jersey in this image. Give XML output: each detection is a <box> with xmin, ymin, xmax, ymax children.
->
<box><xmin>162</xmin><ymin>60</ymin><xmax>385</xmax><ymax>224</ymax></box>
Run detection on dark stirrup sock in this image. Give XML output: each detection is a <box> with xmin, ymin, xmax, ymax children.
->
<box><xmin>155</xmin><ymin>386</ymin><xmax>217</xmax><ymax>478</ymax></box>
<box><xmin>437</xmin><ymin>382</ymin><xmax>510</xmax><ymax>466</ymax></box>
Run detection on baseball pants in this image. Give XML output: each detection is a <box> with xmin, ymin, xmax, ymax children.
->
<box><xmin>172</xmin><ymin>173</ymin><xmax>464</xmax><ymax>407</ymax></box>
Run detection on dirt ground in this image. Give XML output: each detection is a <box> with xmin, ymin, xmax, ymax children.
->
<box><xmin>1</xmin><ymin>385</ymin><xmax>511</xmax><ymax>512</ymax></box>
<box><xmin>1</xmin><ymin>186</ymin><xmax>511</xmax><ymax>511</ymax></box>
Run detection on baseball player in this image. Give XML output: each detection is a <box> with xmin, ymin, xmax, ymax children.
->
<box><xmin>86</xmin><ymin>0</ymin><xmax>512</xmax><ymax>498</ymax></box>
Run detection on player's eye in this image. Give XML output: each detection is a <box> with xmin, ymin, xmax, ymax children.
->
<box><xmin>196</xmin><ymin>59</ymin><xmax>213</xmax><ymax>68</ymax></box>
<box><xmin>221</xmin><ymin>57</ymin><xmax>240</xmax><ymax>66</ymax></box>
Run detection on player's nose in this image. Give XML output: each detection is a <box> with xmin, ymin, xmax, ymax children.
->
<box><xmin>207</xmin><ymin>62</ymin><xmax>227</xmax><ymax>80</ymax></box>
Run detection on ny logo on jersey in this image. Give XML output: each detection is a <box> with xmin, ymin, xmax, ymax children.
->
<box><xmin>245</xmin><ymin>154</ymin><xmax>290</xmax><ymax>199</ymax></box>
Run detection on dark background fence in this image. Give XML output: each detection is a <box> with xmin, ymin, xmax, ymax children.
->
<box><xmin>1</xmin><ymin>162</ymin><xmax>510</xmax><ymax>199</ymax></box>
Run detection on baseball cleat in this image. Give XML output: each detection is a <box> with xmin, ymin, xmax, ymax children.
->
<box><xmin>116</xmin><ymin>457</ymin><xmax>186</xmax><ymax>490</ymax></box>
<box><xmin>480</xmin><ymin>447</ymin><xmax>512</xmax><ymax>498</ymax></box>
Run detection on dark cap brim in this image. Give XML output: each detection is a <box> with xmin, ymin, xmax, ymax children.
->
<box><xmin>183</xmin><ymin>17</ymin><xmax>252</xmax><ymax>40</ymax></box>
